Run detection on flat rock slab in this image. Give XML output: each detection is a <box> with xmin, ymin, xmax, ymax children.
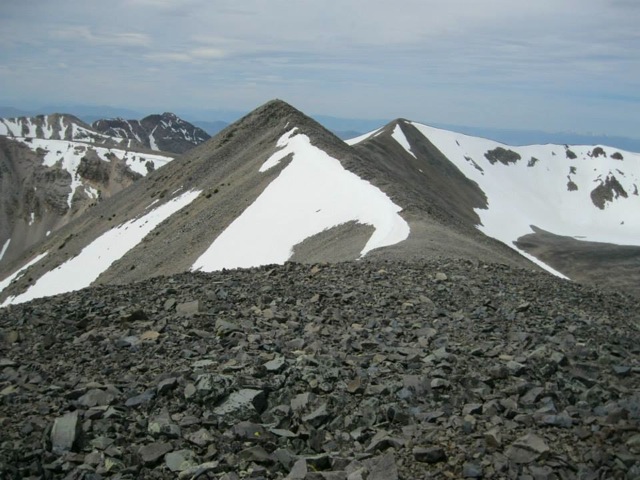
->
<box><xmin>51</xmin><ymin>410</ymin><xmax>79</xmax><ymax>454</ymax></box>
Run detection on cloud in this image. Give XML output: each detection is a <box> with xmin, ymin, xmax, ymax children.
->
<box><xmin>53</xmin><ymin>26</ymin><xmax>150</xmax><ymax>47</ymax></box>
<box><xmin>144</xmin><ymin>47</ymin><xmax>226</xmax><ymax>64</ymax></box>
<box><xmin>1</xmin><ymin>1</ymin><xmax>639</xmax><ymax>137</ymax></box>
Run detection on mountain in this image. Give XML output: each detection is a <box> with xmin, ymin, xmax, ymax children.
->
<box><xmin>0</xmin><ymin>99</ymin><xmax>532</xmax><ymax>306</ymax></box>
<box><xmin>0</xmin><ymin>114</ymin><xmax>174</xmax><ymax>266</ymax></box>
<box><xmin>92</xmin><ymin>112</ymin><xmax>210</xmax><ymax>154</ymax></box>
<box><xmin>348</xmin><ymin>120</ymin><xmax>640</xmax><ymax>293</ymax></box>
<box><xmin>0</xmin><ymin>113</ymin><xmax>125</xmax><ymax>147</ymax></box>
<box><xmin>1</xmin><ymin>100</ymin><xmax>639</xmax><ymax>307</ymax></box>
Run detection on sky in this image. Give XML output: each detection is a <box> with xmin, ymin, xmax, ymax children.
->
<box><xmin>0</xmin><ymin>0</ymin><xmax>639</xmax><ymax>137</ymax></box>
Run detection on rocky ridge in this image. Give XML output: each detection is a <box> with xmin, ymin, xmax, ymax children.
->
<box><xmin>92</xmin><ymin>113</ymin><xmax>210</xmax><ymax>154</ymax></box>
<box><xmin>0</xmin><ymin>114</ymin><xmax>123</xmax><ymax>147</ymax></box>
<box><xmin>0</xmin><ymin>259</ymin><xmax>638</xmax><ymax>479</ymax></box>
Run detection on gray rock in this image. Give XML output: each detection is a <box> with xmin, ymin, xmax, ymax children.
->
<box><xmin>549</xmin><ymin>351</ymin><xmax>568</xmax><ymax>366</ymax></box>
<box><xmin>213</xmin><ymin>389</ymin><xmax>267</xmax><ymax>417</ymax></box>
<box><xmin>302</xmin><ymin>403</ymin><xmax>330</xmax><ymax>428</ymax></box>
<box><xmin>366</xmin><ymin>431</ymin><xmax>405</xmax><ymax>453</ymax></box>
<box><xmin>506</xmin><ymin>360</ymin><xmax>526</xmax><ymax>376</ymax></box>
<box><xmin>177</xmin><ymin>461</ymin><xmax>219</xmax><ymax>479</ymax></box>
<box><xmin>138</xmin><ymin>442</ymin><xmax>173</xmax><ymax>465</ymax></box>
<box><xmin>484</xmin><ymin>428</ymin><xmax>502</xmax><ymax>451</ymax></box>
<box><xmin>0</xmin><ymin>358</ymin><xmax>17</xmax><ymax>367</ymax></box>
<box><xmin>232</xmin><ymin>421</ymin><xmax>268</xmax><ymax>440</ymax></box>
<box><xmin>291</xmin><ymin>392</ymin><xmax>315</xmax><ymax>412</ymax></box>
<box><xmin>184</xmin><ymin>383</ymin><xmax>196</xmax><ymax>398</ymax></box>
<box><xmin>77</xmin><ymin>388</ymin><xmax>114</xmax><ymax>407</ymax></box>
<box><xmin>626</xmin><ymin>433</ymin><xmax>640</xmax><ymax>454</ymax></box>
<box><xmin>164</xmin><ymin>298</ymin><xmax>177</xmax><ymax>310</ymax></box>
<box><xmin>613</xmin><ymin>365</ymin><xmax>631</xmax><ymax>377</ymax></box>
<box><xmin>148</xmin><ymin>410</ymin><xmax>181</xmax><ymax>438</ymax></box>
<box><xmin>165</xmin><ymin>449</ymin><xmax>197</xmax><ymax>472</ymax></box>
<box><xmin>362</xmin><ymin>453</ymin><xmax>398</xmax><ymax>480</ymax></box>
<box><xmin>187</xmin><ymin>428</ymin><xmax>215</xmax><ymax>447</ymax></box>
<box><xmin>238</xmin><ymin>445</ymin><xmax>272</xmax><ymax>464</ymax></box>
<box><xmin>462</xmin><ymin>403</ymin><xmax>483</xmax><ymax>415</ymax></box>
<box><xmin>534</xmin><ymin>410</ymin><xmax>573</xmax><ymax>428</ymax></box>
<box><xmin>195</xmin><ymin>373</ymin><xmax>234</xmax><ymax>401</ymax></box>
<box><xmin>286</xmin><ymin>458</ymin><xmax>308</xmax><ymax>479</ymax></box>
<box><xmin>176</xmin><ymin>300</ymin><xmax>202</xmax><ymax>316</ymax></box>
<box><xmin>125</xmin><ymin>389</ymin><xmax>155</xmax><ymax>407</ymax></box>
<box><xmin>51</xmin><ymin>410</ymin><xmax>79</xmax><ymax>454</ymax></box>
<box><xmin>215</xmin><ymin>318</ymin><xmax>242</xmax><ymax>335</ymax></box>
<box><xmin>506</xmin><ymin>433</ymin><xmax>550</xmax><ymax>464</ymax></box>
<box><xmin>462</xmin><ymin>462</ymin><xmax>483</xmax><ymax>478</ymax></box>
<box><xmin>264</xmin><ymin>356</ymin><xmax>286</xmax><ymax>372</ymax></box>
<box><xmin>413</xmin><ymin>446</ymin><xmax>447</xmax><ymax>463</ymax></box>
<box><xmin>430</xmin><ymin>378</ymin><xmax>450</xmax><ymax>389</ymax></box>
<box><xmin>157</xmin><ymin>377</ymin><xmax>178</xmax><ymax>394</ymax></box>
<box><xmin>434</xmin><ymin>272</ymin><xmax>448</xmax><ymax>282</ymax></box>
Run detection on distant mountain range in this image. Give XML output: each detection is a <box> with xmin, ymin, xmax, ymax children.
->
<box><xmin>1</xmin><ymin>99</ymin><xmax>639</xmax><ymax>307</ymax></box>
<box><xmin>92</xmin><ymin>112</ymin><xmax>210</xmax><ymax>154</ymax></box>
<box><xmin>0</xmin><ymin>110</ymin><xmax>212</xmax><ymax>265</ymax></box>
<box><xmin>3</xmin><ymin>105</ymin><xmax>639</xmax><ymax>152</ymax></box>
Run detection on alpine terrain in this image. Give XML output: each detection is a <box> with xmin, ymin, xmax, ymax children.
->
<box><xmin>0</xmin><ymin>100</ymin><xmax>638</xmax><ymax>479</ymax></box>
<box><xmin>348</xmin><ymin>120</ymin><xmax>640</xmax><ymax>293</ymax></box>
<box><xmin>0</xmin><ymin>114</ymin><xmax>177</xmax><ymax>266</ymax></box>
<box><xmin>92</xmin><ymin>112</ymin><xmax>210</xmax><ymax>154</ymax></box>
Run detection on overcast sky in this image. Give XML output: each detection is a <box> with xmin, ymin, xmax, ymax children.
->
<box><xmin>1</xmin><ymin>0</ymin><xmax>638</xmax><ymax>137</ymax></box>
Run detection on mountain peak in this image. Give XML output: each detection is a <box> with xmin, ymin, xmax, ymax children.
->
<box><xmin>220</xmin><ymin>99</ymin><xmax>337</xmax><ymax>148</ymax></box>
<box><xmin>248</xmin><ymin>99</ymin><xmax>306</xmax><ymax>121</ymax></box>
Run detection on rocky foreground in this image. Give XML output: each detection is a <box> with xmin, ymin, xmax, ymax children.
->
<box><xmin>0</xmin><ymin>259</ymin><xmax>638</xmax><ymax>479</ymax></box>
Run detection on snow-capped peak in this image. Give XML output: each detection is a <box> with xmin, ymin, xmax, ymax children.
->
<box><xmin>398</xmin><ymin>121</ymin><xmax>640</xmax><ymax>276</ymax></box>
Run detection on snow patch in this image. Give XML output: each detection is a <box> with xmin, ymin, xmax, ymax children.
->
<box><xmin>0</xmin><ymin>239</ymin><xmax>10</xmax><ymax>262</ymax></box>
<box><xmin>3</xmin><ymin>190</ymin><xmax>201</xmax><ymax>306</ymax></box>
<box><xmin>149</xmin><ymin>125</ymin><xmax>159</xmax><ymax>150</ymax></box>
<box><xmin>85</xmin><ymin>186</ymin><xmax>99</xmax><ymax>199</ymax></box>
<box><xmin>345</xmin><ymin>127</ymin><xmax>383</xmax><ymax>146</ymax></box>
<box><xmin>13</xmin><ymin>138</ymin><xmax>172</xmax><ymax>205</ymax></box>
<box><xmin>0</xmin><ymin>252</ymin><xmax>49</xmax><ymax>296</ymax></box>
<box><xmin>260</xmin><ymin>127</ymin><xmax>299</xmax><ymax>171</ymax></box>
<box><xmin>192</xmin><ymin>130</ymin><xmax>409</xmax><ymax>271</ymax></box>
<box><xmin>391</xmin><ymin>124</ymin><xmax>416</xmax><ymax>158</ymax></box>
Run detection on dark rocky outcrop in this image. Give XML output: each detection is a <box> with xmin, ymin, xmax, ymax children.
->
<box><xmin>93</xmin><ymin>113</ymin><xmax>210</xmax><ymax>154</ymax></box>
<box><xmin>484</xmin><ymin>147</ymin><xmax>521</xmax><ymax>166</ymax></box>
<box><xmin>591</xmin><ymin>175</ymin><xmax>628</xmax><ymax>209</ymax></box>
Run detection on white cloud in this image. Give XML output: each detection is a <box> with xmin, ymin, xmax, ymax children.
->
<box><xmin>53</xmin><ymin>26</ymin><xmax>150</xmax><ymax>47</ymax></box>
<box><xmin>0</xmin><ymin>1</ymin><xmax>638</xmax><ymax>137</ymax></box>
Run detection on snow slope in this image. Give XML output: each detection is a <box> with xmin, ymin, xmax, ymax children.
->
<box><xmin>0</xmin><ymin>115</ymin><xmax>118</xmax><ymax>144</ymax></box>
<box><xmin>2</xmin><ymin>190</ymin><xmax>201</xmax><ymax>306</ymax></box>
<box><xmin>405</xmin><ymin>122</ymin><xmax>640</xmax><ymax>276</ymax></box>
<box><xmin>345</xmin><ymin>127</ymin><xmax>383</xmax><ymax>146</ymax></box>
<box><xmin>0</xmin><ymin>252</ymin><xmax>48</xmax><ymax>296</ymax></box>
<box><xmin>192</xmin><ymin>127</ymin><xmax>410</xmax><ymax>271</ymax></box>
<box><xmin>14</xmin><ymin>137</ymin><xmax>173</xmax><ymax>206</ymax></box>
<box><xmin>0</xmin><ymin>240</ymin><xmax>9</xmax><ymax>262</ymax></box>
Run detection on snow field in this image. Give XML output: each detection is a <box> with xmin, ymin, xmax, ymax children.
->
<box><xmin>2</xmin><ymin>190</ymin><xmax>201</xmax><ymax>306</ymax></box>
<box><xmin>192</xmin><ymin>128</ymin><xmax>410</xmax><ymax>271</ymax></box>
<box><xmin>408</xmin><ymin>122</ymin><xmax>640</xmax><ymax>275</ymax></box>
